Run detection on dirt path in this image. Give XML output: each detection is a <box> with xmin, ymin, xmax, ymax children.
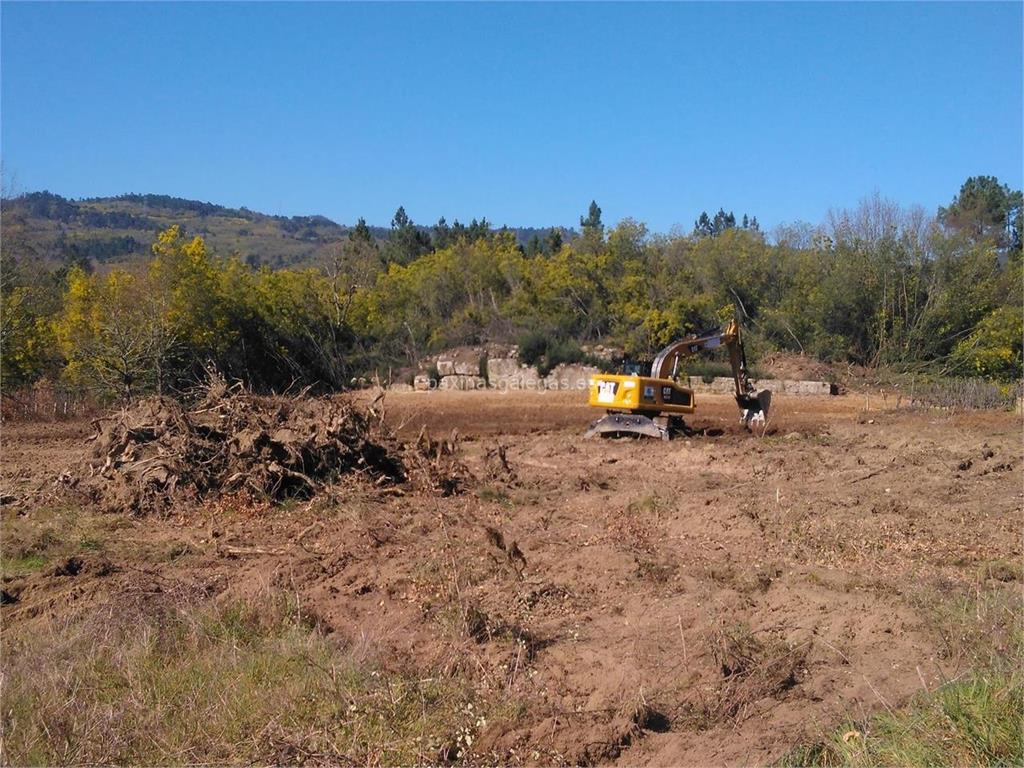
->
<box><xmin>2</xmin><ymin>392</ymin><xmax>1021</xmax><ymax>765</ymax></box>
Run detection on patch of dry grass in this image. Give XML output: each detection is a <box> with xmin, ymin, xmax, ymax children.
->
<box><xmin>1</xmin><ymin>593</ymin><xmax>488</xmax><ymax>766</ymax></box>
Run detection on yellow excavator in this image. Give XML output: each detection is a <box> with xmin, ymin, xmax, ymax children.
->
<box><xmin>585</xmin><ymin>319</ymin><xmax>771</xmax><ymax>440</ymax></box>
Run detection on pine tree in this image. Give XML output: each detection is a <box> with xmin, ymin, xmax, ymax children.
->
<box><xmin>545</xmin><ymin>227</ymin><xmax>564</xmax><ymax>254</ymax></box>
<box><xmin>349</xmin><ymin>217</ymin><xmax>373</xmax><ymax>244</ymax></box>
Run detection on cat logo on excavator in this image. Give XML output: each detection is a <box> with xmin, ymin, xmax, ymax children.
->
<box><xmin>584</xmin><ymin>319</ymin><xmax>771</xmax><ymax>440</ymax></box>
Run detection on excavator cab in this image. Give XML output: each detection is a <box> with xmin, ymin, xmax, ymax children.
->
<box><xmin>585</xmin><ymin>319</ymin><xmax>770</xmax><ymax>439</ymax></box>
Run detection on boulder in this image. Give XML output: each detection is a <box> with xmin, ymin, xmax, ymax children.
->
<box><xmin>437</xmin><ymin>350</ymin><xmax>481</xmax><ymax>377</ymax></box>
<box><xmin>487</xmin><ymin>358</ymin><xmax>543</xmax><ymax>390</ymax></box>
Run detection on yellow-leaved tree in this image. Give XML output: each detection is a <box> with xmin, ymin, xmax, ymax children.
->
<box><xmin>54</xmin><ymin>267</ymin><xmax>161</xmax><ymax>401</ymax></box>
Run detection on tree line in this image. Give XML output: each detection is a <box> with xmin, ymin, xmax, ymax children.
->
<box><xmin>1</xmin><ymin>176</ymin><xmax>1020</xmax><ymax>402</ymax></box>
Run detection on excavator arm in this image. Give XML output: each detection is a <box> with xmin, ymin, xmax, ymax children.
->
<box><xmin>649</xmin><ymin>319</ymin><xmax>769</xmax><ymax>422</ymax></box>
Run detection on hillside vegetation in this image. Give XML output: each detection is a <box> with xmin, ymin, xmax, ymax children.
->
<box><xmin>1</xmin><ymin>177</ymin><xmax>1020</xmax><ymax>402</ymax></box>
<box><xmin>2</xmin><ymin>191</ymin><xmax>564</xmax><ymax>270</ymax></box>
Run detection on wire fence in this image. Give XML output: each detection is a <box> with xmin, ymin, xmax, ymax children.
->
<box><xmin>1</xmin><ymin>381</ymin><xmax>101</xmax><ymax>422</ymax></box>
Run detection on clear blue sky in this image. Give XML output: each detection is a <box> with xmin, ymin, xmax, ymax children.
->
<box><xmin>2</xmin><ymin>2</ymin><xmax>1021</xmax><ymax>233</ymax></box>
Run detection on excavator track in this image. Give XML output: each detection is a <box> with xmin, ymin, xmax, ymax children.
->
<box><xmin>584</xmin><ymin>413</ymin><xmax>669</xmax><ymax>440</ymax></box>
<box><xmin>584</xmin><ymin>413</ymin><xmax>689</xmax><ymax>441</ymax></box>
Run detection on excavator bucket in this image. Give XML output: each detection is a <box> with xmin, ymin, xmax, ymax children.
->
<box><xmin>737</xmin><ymin>389</ymin><xmax>772</xmax><ymax>426</ymax></box>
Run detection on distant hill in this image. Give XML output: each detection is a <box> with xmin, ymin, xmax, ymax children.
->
<box><xmin>1</xmin><ymin>191</ymin><xmax>573</xmax><ymax>269</ymax></box>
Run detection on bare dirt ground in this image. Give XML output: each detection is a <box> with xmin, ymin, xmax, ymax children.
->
<box><xmin>2</xmin><ymin>390</ymin><xmax>1021</xmax><ymax>765</ymax></box>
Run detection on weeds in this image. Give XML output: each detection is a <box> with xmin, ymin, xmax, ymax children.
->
<box><xmin>0</xmin><ymin>507</ymin><xmax>109</xmax><ymax>577</ymax></box>
<box><xmin>1</xmin><ymin>594</ymin><xmax>486</xmax><ymax>766</ymax></box>
<box><xmin>781</xmin><ymin>672</ymin><xmax>1023</xmax><ymax>767</ymax></box>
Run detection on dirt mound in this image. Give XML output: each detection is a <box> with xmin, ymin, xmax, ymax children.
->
<box><xmin>82</xmin><ymin>384</ymin><xmax>405</xmax><ymax>515</ymax></box>
<box><xmin>757</xmin><ymin>351</ymin><xmax>838</xmax><ymax>382</ymax></box>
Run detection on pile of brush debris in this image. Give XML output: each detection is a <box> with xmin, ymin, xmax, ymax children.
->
<box><xmin>81</xmin><ymin>380</ymin><xmax>406</xmax><ymax>515</ymax></box>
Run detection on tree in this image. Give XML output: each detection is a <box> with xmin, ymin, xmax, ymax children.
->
<box><xmin>952</xmin><ymin>305</ymin><xmax>1023</xmax><ymax>380</ymax></box>
<box><xmin>544</xmin><ymin>227</ymin><xmax>564</xmax><ymax>255</ymax></box>
<box><xmin>383</xmin><ymin>206</ymin><xmax>432</xmax><ymax>265</ymax></box>
<box><xmin>578</xmin><ymin>201</ymin><xmax>604</xmax><ymax>253</ymax></box>
<box><xmin>525</xmin><ymin>234</ymin><xmax>542</xmax><ymax>257</ymax></box>
<box><xmin>693</xmin><ymin>212</ymin><xmax>713</xmax><ymax>237</ymax></box>
<box><xmin>580</xmin><ymin>200</ymin><xmax>603</xmax><ymax>233</ymax></box>
<box><xmin>939</xmin><ymin>176</ymin><xmax>1022</xmax><ymax>252</ymax></box>
<box><xmin>712</xmin><ymin>208</ymin><xmax>736</xmax><ymax>233</ymax></box>
<box><xmin>349</xmin><ymin>217</ymin><xmax>374</xmax><ymax>245</ymax></box>
<box><xmin>0</xmin><ymin>251</ymin><xmax>62</xmax><ymax>390</ymax></box>
<box><xmin>694</xmin><ymin>208</ymin><xmax>737</xmax><ymax>237</ymax></box>
<box><xmin>54</xmin><ymin>267</ymin><xmax>169</xmax><ymax>401</ymax></box>
<box><xmin>433</xmin><ymin>217</ymin><xmax>452</xmax><ymax>250</ymax></box>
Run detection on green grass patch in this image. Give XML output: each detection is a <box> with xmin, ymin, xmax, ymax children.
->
<box><xmin>1</xmin><ymin>551</ymin><xmax>49</xmax><ymax>575</ymax></box>
<box><xmin>783</xmin><ymin>672</ymin><xmax>1023</xmax><ymax>767</ymax></box>
<box><xmin>0</xmin><ymin>506</ymin><xmax>110</xmax><ymax>578</ymax></box>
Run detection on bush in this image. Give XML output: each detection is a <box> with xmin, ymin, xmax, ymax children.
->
<box><xmin>516</xmin><ymin>331</ymin><xmax>549</xmax><ymax>367</ymax></box>
<box><xmin>515</xmin><ymin>332</ymin><xmax>602</xmax><ymax>377</ymax></box>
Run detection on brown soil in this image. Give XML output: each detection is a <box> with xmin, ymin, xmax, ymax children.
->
<box><xmin>757</xmin><ymin>351</ymin><xmax>843</xmax><ymax>383</ymax></box>
<box><xmin>2</xmin><ymin>390</ymin><xmax>1021</xmax><ymax>766</ymax></box>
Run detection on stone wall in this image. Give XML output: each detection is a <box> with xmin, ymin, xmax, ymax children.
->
<box><xmin>438</xmin><ymin>374</ymin><xmax>487</xmax><ymax>391</ymax></box>
<box><xmin>686</xmin><ymin>377</ymin><xmax>835</xmax><ymax>396</ymax></box>
<box><xmin>405</xmin><ymin>351</ymin><xmax>834</xmax><ymax>396</ymax></box>
<box><xmin>485</xmin><ymin>358</ymin><xmax>542</xmax><ymax>390</ymax></box>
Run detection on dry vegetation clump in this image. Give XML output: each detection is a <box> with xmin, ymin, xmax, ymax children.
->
<box><xmin>678</xmin><ymin>622</ymin><xmax>810</xmax><ymax>728</ymax></box>
<box><xmin>79</xmin><ymin>381</ymin><xmax>405</xmax><ymax>515</ymax></box>
<box><xmin>409</xmin><ymin>426</ymin><xmax>473</xmax><ymax>496</ymax></box>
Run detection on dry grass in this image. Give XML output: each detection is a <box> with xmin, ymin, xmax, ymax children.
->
<box><xmin>675</xmin><ymin>622</ymin><xmax>810</xmax><ymax>729</ymax></box>
<box><xmin>0</xmin><ymin>593</ymin><xmax>488</xmax><ymax>766</ymax></box>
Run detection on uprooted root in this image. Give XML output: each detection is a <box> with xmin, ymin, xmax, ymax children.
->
<box><xmin>410</xmin><ymin>426</ymin><xmax>473</xmax><ymax>496</ymax></box>
<box><xmin>484</xmin><ymin>443</ymin><xmax>517</xmax><ymax>485</ymax></box>
<box><xmin>81</xmin><ymin>383</ymin><xmax>405</xmax><ymax>515</ymax></box>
